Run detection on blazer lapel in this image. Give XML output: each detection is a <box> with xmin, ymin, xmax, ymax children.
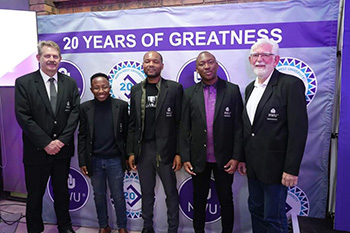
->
<box><xmin>111</xmin><ymin>99</ymin><xmax>120</xmax><ymax>139</ymax></box>
<box><xmin>214</xmin><ymin>79</ymin><xmax>225</xmax><ymax>122</ymax></box>
<box><xmin>56</xmin><ymin>73</ymin><xmax>65</xmax><ymax>117</ymax></box>
<box><xmin>135</xmin><ymin>88</ymin><xmax>142</xmax><ymax>125</ymax></box>
<box><xmin>34</xmin><ymin>72</ymin><xmax>55</xmax><ymax>117</ymax></box>
<box><xmin>254</xmin><ymin>69</ymin><xmax>279</xmax><ymax>122</ymax></box>
<box><xmin>194</xmin><ymin>84</ymin><xmax>206</xmax><ymax>123</ymax></box>
<box><xmin>86</xmin><ymin>102</ymin><xmax>95</xmax><ymax>138</ymax></box>
<box><xmin>243</xmin><ymin>82</ymin><xmax>255</xmax><ymax>126</ymax></box>
<box><xmin>156</xmin><ymin>79</ymin><xmax>168</xmax><ymax>120</ymax></box>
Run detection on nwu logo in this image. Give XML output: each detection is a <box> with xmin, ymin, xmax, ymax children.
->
<box><xmin>47</xmin><ymin>167</ymin><xmax>90</xmax><ymax>212</ymax></box>
<box><xmin>276</xmin><ymin>57</ymin><xmax>317</xmax><ymax>106</ymax></box>
<box><xmin>67</xmin><ymin>174</ymin><xmax>75</xmax><ymax>189</ymax></box>
<box><xmin>224</xmin><ymin>106</ymin><xmax>231</xmax><ymax>118</ymax></box>
<box><xmin>59</xmin><ymin>60</ymin><xmax>85</xmax><ymax>98</ymax></box>
<box><xmin>179</xmin><ymin>177</ymin><xmax>221</xmax><ymax>223</ymax></box>
<box><xmin>267</xmin><ymin>108</ymin><xmax>279</xmax><ymax>121</ymax></box>
<box><xmin>124</xmin><ymin>171</ymin><xmax>142</xmax><ymax>219</ymax></box>
<box><xmin>109</xmin><ymin>60</ymin><xmax>146</xmax><ymax>103</ymax></box>
<box><xmin>166</xmin><ymin>107</ymin><xmax>173</xmax><ymax>117</ymax></box>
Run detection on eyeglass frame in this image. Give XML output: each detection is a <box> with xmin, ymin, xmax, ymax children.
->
<box><xmin>249</xmin><ymin>53</ymin><xmax>275</xmax><ymax>60</ymax></box>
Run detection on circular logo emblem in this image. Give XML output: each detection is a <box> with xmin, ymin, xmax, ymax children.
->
<box><xmin>47</xmin><ymin>167</ymin><xmax>90</xmax><ymax>212</ymax></box>
<box><xmin>286</xmin><ymin>186</ymin><xmax>310</xmax><ymax>217</ymax></box>
<box><xmin>179</xmin><ymin>177</ymin><xmax>221</xmax><ymax>223</ymax></box>
<box><xmin>108</xmin><ymin>61</ymin><xmax>146</xmax><ymax>102</ymax></box>
<box><xmin>276</xmin><ymin>57</ymin><xmax>317</xmax><ymax>105</ymax></box>
<box><xmin>124</xmin><ymin>171</ymin><xmax>142</xmax><ymax>219</ymax></box>
<box><xmin>176</xmin><ymin>58</ymin><xmax>230</xmax><ymax>90</ymax></box>
<box><xmin>58</xmin><ymin>60</ymin><xmax>85</xmax><ymax>98</ymax></box>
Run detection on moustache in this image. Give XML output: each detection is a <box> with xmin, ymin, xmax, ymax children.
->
<box><xmin>46</xmin><ymin>61</ymin><xmax>56</xmax><ymax>65</ymax></box>
<box><xmin>254</xmin><ymin>62</ymin><xmax>266</xmax><ymax>66</ymax></box>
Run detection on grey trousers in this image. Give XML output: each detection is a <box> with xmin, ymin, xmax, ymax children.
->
<box><xmin>137</xmin><ymin>140</ymin><xmax>179</xmax><ymax>233</ymax></box>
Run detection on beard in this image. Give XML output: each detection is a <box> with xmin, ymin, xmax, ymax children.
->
<box><xmin>252</xmin><ymin>62</ymin><xmax>274</xmax><ymax>79</ymax></box>
<box><xmin>145</xmin><ymin>70</ymin><xmax>161</xmax><ymax>79</ymax></box>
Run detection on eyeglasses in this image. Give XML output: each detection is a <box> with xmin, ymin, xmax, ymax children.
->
<box><xmin>250</xmin><ymin>53</ymin><xmax>275</xmax><ymax>60</ymax></box>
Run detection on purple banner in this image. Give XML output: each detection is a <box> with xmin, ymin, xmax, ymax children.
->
<box><xmin>39</xmin><ymin>21</ymin><xmax>337</xmax><ymax>54</ymax></box>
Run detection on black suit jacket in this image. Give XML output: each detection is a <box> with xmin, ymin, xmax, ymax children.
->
<box><xmin>15</xmin><ymin>70</ymin><xmax>80</xmax><ymax>165</ymax></box>
<box><xmin>78</xmin><ymin>98</ymin><xmax>129</xmax><ymax>175</ymax></box>
<box><xmin>180</xmin><ymin>78</ymin><xmax>244</xmax><ymax>173</ymax></box>
<box><xmin>243</xmin><ymin>69</ymin><xmax>308</xmax><ymax>184</ymax></box>
<box><xmin>127</xmin><ymin>78</ymin><xmax>183</xmax><ymax>165</ymax></box>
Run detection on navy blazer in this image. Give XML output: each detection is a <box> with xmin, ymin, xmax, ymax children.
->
<box><xmin>15</xmin><ymin>70</ymin><xmax>80</xmax><ymax>165</ymax></box>
<box><xmin>78</xmin><ymin>98</ymin><xmax>129</xmax><ymax>175</ymax></box>
<box><xmin>180</xmin><ymin>78</ymin><xmax>244</xmax><ymax>173</ymax></box>
<box><xmin>127</xmin><ymin>78</ymin><xmax>183</xmax><ymax>165</ymax></box>
<box><xmin>242</xmin><ymin>69</ymin><xmax>308</xmax><ymax>184</ymax></box>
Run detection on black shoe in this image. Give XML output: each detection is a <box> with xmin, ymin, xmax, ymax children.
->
<box><xmin>141</xmin><ymin>227</ymin><xmax>155</xmax><ymax>233</ymax></box>
<box><xmin>59</xmin><ymin>227</ymin><xmax>76</xmax><ymax>233</ymax></box>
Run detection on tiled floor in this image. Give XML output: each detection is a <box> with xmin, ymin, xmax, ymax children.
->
<box><xmin>0</xmin><ymin>200</ymin><xmax>139</xmax><ymax>233</ymax></box>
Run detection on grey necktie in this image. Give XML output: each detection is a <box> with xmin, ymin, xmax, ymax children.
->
<box><xmin>49</xmin><ymin>78</ymin><xmax>57</xmax><ymax>113</ymax></box>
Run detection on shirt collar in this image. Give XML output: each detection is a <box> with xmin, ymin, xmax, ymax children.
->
<box><xmin>40</xmin><ymin>69</ymin><xmax>58</xmax><ymax>83</ymax></box>
<box><xmin>201</xmin><ymin>78</ymin><xmax>218</xmax><ymax>89</ymax></box>
<box><xmin>254</xmin><ymin>71</ymin><xmax>273</xmax><ymax>88</ymax></box>
<box><xmin>142</xmin><ymin>77</ymin><xmax>162</xmax><ymax>91</ymax></box>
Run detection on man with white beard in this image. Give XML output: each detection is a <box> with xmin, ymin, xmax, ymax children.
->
<box><xmin>238</xmin><ymin>38</ymin><xmax>308</xmax><ymax>233</ymax></box>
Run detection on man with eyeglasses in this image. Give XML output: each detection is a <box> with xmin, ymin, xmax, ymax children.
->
<box><xmin>238</xmin><ymin>39</ymin><xmax>308</xmax><ymax>233</ymax></box>
<box><xmin>78</xmin><ymin>73</ymin><xmax>129</xmax><ymax>233</ymax></box>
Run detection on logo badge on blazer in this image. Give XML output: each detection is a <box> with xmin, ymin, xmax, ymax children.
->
<box><xmin>177</xmin><ymin>58</ymin><xmax>230</xmax><ymax>90</ymax></box>
<box><xmin>286</xmin><ymin>186</ymin><xmax>310</xmax><ymax>217</ymax></box>
<box><xmin>166</xmin><ymin>106</ymin><xmax>173</xmax><ymax>117</ymax></box>
<box><xmin>109</xmin><ymin>60</ymin><xmax>146</xmax><ymax>103</ymax></box>
<box><xmin>267</xmin><ymin>108</ymin><xmax>279</xmax><ymax>121</ymax></box>
<box><xmin>179</xmin><ymin>177</ymin><xmax>221</xmax><ymax>223</ymax></box>
<box><xmin>58</xmin><ymin>60</ymin><xmax>85</xmax><ymax>98</ymax></box>
<box><xmin>224</xmin><ymin>106</ymin><xmax>231</xmax><ymax>118</ymax></box>
<box><xmin>124</xmin><ymin>171</ymin><xmax>142</xmax><ymax>219</ymax></box>
<box><xmin>276</xmin><ymin>57</ymin><xmax>317</xmax><ymax>106</ymax></box>
<box><xmin>47</xmin><ymin>167</ymin><xmax>90</xmax><ymax>212</ymax></box>
<box><xmin>64</xmin><ymin>101</ymin><xmax>71</xmax><ymax>112</ymax></box>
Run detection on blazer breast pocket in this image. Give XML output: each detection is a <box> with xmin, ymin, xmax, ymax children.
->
<box><xmin>265</xmin><ymin>105</ymin><xmax>286</xmax><ymax>123</ymax></box>
<box><xmin>64</xmin><ymin>100</ymin><xmax>72</xmax><ymax>113</ymax></box>
<box><xmin>164</xmin><ymin>103</ymin><xmax>174</xmax><ymax>118</ymax></box>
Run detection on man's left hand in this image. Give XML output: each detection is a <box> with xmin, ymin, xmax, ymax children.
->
<box><xmin>172</xmin><ymin>155</ymin><xmax>182</xmax><ymax>172</ymax></box>
<box><xmin>224</xmin><ymin>159</ymin><xmax>239</xmax><ymax>174</ymax></box>
<box><xmin>282</xmin><ymin>172</ymin><xmax>298</xmax><ymax>187</ymax></box>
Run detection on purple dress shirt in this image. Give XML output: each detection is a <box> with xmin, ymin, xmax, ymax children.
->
<box><xmin>203</xmin><ymin>83</ymin><xmax>217</xmax><ymax>163</ymax></box>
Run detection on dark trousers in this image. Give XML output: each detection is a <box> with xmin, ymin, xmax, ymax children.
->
<box><xmin>192</xmin><ymin>162</ymin><xmax>234</xmax><ymax>233</ymax></box>
<box><xmin>24</xmin><ymin>158</ymin><xmax>72</xmax><ymax>233</ymax></box>
<box><xmin>248</xmin><ymin>178</ymin><xmax>288</xmax><ymax>233</ymax></box>
<box><xmin>137</xmin><ymin>140</ymin><xmax>179</xmax><ymax>233</ymax></box>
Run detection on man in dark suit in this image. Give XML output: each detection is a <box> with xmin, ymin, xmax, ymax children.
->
<box><xmin>238</xmin><ymin>39</ymin><xmax>308</xmax><ymax>233</ymax></box>
<box><xmin>78</xmin><ymin>73</ymin><xmax>129</xmax><ymax>233</ymax></box>
<box><xmin>127</xmin><ymin>51</ymin><xmax>183</xmax><ymax>233</ymax></box>
<box><xmin>180</xmin><ymin>51</ymin><xmax>244</xmax><ymax>233</ymax></box>
<box><xmin>15</xmin><ymin>41</ymin><xmax>79</xmax><ymax>233</ymax></box>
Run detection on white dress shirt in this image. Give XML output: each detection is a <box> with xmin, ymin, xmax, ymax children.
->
<box><xmin>40</xmin><ymin>69</ymin><xmax>58</xmax><ymax>101</ymax></box>
<box><xmin>246</xmin><ymin>74</ymin><xmax>273</xmax><ymax>125</ymax></box>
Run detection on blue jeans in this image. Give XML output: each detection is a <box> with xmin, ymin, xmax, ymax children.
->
<box><xmin>248</xmin><ymin>178</ymin><xmax>288</xmax><ymax>233</ymax></box>
<box><xmin>91</xmin><ymin>157</ymin><xmax>127</xmax><ymax>229</ymax></box>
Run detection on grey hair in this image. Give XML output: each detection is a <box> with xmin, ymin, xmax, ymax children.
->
<box><xmin>250</xmin><ymin>38</ymin><xmax>279</xmax><ymax>55</ymax></box>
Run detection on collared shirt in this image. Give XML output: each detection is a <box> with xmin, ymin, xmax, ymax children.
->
<box><xmin>40</xmin><ymin>69</ymin><xmax>58</xmax><ymax>101</ymax></box>
<box><xmin>203</xmin><ymin>81</ymin><xmax>217</xmax><ymax>163</ymax></box>
<box><xmin>246</xmin><ymin>73</ymin><xmax>273</xmax><ymax>125</ymax></box>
